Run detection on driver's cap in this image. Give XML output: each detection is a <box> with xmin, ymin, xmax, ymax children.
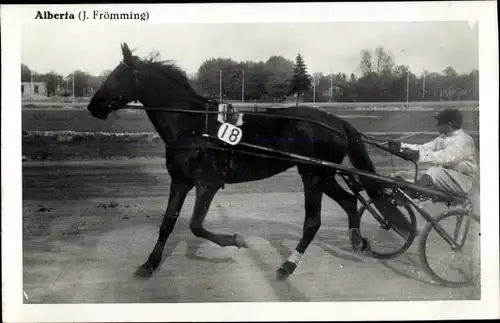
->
<box><xmin>433</xmin><ymin>108</ymin><xmax>463</xmax><ymax>128</ymax></box>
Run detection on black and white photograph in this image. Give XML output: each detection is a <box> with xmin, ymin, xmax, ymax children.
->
<box><xmin>2</xmin><ymin>2</ymin><xmax>499</xmax><ymax>322</ymax></box>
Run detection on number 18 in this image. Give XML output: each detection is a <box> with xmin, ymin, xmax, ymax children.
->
<box><xmin>217</xmin><ymin>123</ymin><xmax>243</xmax><ymax>145</ymax></box>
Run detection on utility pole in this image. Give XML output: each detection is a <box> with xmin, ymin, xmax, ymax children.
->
<box><xmin>313</xmin><ymin>74</ymin><xmax>316</xmax><ymax>104</ymax></box>
<box><xmin>72</xmin><ymin>73</ymin><xmax>75</xmax><ymax>104</ymax></box>
<box><xmin>422</xmin><ymin>70</ymin><xmax>426</xmax><ymax>99</ymax></box>
<box><xmin>406</xmin><ymin>71</ymin><xmax>410</xmax><ymax>107</ymax></box>
<box><xmin>30</xmin><ymin>70</ymin><xmax>33</xmax><ymax>101</ymax></box>
<box><xmin>241</xmin><ymin>69</ymin><xmax>245</xmax><ymax>103</ymax></box>
<box><xmin>219</xmin><ymin>69</ymin><xmax>222</xmax><ymax>102</ymax></box>
<box><xmin>330</xmin><ymin>69</ymin><xmax>333</xmax><ymax>102</ymax></box>
<box><xmin>473</xmin><ymin>70</ymin><xmax>478</xmax><ymax>99</ymax></box>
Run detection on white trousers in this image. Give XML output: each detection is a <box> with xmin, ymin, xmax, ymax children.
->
<box><xmin>424</xmin><ymin>167</ymin><xmax>476</xmax><ymax>195</ymax></box>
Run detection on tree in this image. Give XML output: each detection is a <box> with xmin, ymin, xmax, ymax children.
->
<box><xmin>39</xmin><ymin>71</ymin><xmax>64</xmax><ymax>96</ymax></box>
<box><xmin>196</xmin><ymin>58</ymin><xmax>240</xmax><ymax>99</ymax></box>
<box><xmin>356</xmin><ymin>72</ymin><xmax>381</xmax><ymax>102</ymax></box>
<box><xmin>302</xmin><ymin>72</ymin><xmax>322</xmax><ymax>102</ymax></box>
<box><xmin>470</xmin><ymin>70</ymin><xmax>479</xmax><ymax>100</ymax></box>
<box><xmin>263</xmin><ymin>55</ymin><xmax>294</xmax><ymax>102</ymax></box>
<box><xmin>243</xmin><ymin>61</ymin><xmax>267</xmax><ymax>101</ymax></box>
<box><xmin>443</xmin><ymin>66</ymin><xmax>458</xmax><ymax>78</ymax></box>
<box><xmin>303</xmin><ymin>72</ymin><xmax>329</xmax><ymax>102</ymax></box>
<box><xmin>373</xmin><ymin>47</ymin><xmax>395</xmax><ymax>100</ymax></box>
<box><xmin>393</xmin><ymin>65</ymin><xmax>410</xmax><ymax>78</ymax></box>
<box><xmin>266</xmin><ymin>74</ymin><xmax>289</xmax><ymax>103</ymax></box>
<box><xmin>289</xmin><ymin>53</ymin><xmax>312</xmax><ymax>106</ymax></box>
<box><xmin>359</xmin><ymin>49</ymin><xmax>373</xmax><ymax>76</ymax></box>
<box><xmin>97</xmin><ymin>70</ymin><xmax>112</xmax><ymax>84</ymax></box>
<box><xmin>374</xmin><ymin>46</ymin><xmax>395</xmax><ymax>75</ymax></box>
<box><xmin>349</xmin><ymin>73</ymin><xmax>357</xmax><ymax>84</ymax></box>
<box><xmin>67</xmin><ymin>70</ymin><xmax>94</xmax><ymax>97</ymax></box>
<box><xmin>31</xmin><ymin>51</ymin><xmax>474</xmax><ymax>104</ymax></box>
<box><xmin>187</xmin><ymin>73</ymin><xmax>198</xmax><ymax>92</ymax></box>
<box><xmin>21</xmin><ymin>64</ymin><xmax>32</xmax><ymax>82</ymax></box>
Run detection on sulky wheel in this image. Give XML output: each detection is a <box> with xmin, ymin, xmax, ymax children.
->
<box><xmin>358</xmin><ymin>197</ymin><xmax>417</xmax><ymax>259</ymax></box>
<box><xmin>418</xmin><ymin>209</ymin><xmax>480</xmax><ymax>288</ymax></box>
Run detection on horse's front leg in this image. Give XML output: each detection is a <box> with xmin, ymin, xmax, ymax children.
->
<box><xmin>135</xmin><ymin>180</ymin><xmax>193</xmax><ymax>278</ymax></box>
<box><xmin>189</xmin><ymin>183</ymin><xmax>248</xmax><ymax>248</ymax></box>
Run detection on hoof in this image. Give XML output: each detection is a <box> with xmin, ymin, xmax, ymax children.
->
<box><xmin>276</xmin><ymin>261</ymin><xmax>296</xmax><ymax>280</ymax></box>
<box><xmin>351</xmin><ymin>242</ymin><xmax>362</xmax><ymax>251</ymax></box>
<box><xmin>351</xmin><ymin>238</ymin><xmax>363</xmax><ymax>251</ymax></box>
<box><xmin>360</xmin><ymin>238</ymin><xmax>370</xmax><ymax>252</ymax></box>
<box><xmin>276</xmin><ymin>267</ymin><xmax>290</xmax><ymax>280</ymax></box>
<box><xmin>352</xmin><ymin>237</ymin><xmax>370</xmax><ymax>252</ymax></box>
<box><xmin>134</xmin><ymin>265</ymin><xmax>154</xmax><ymax>278</ymax></box>
<box><xmin>350</xmin><ymin>229</ymin><xmax>370</xmax><ymax>252</ymax></box>
<box><xmin>233</xmin><ymin>234</ymin><xmax>248</xmax><ymax>248</ymax></box>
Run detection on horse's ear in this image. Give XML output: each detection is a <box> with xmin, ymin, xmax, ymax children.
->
<box><xmin>121</xmin><ymin>42</ymin><xmax>132</xmax><ymax>62</ymax></box>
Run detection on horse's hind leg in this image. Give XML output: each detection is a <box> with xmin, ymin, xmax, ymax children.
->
<box><xmin>277</xmin><ymin>169</ymin><xmax>323</xmax><ymax>278</ymax></box>
<box><xmin>189</xmin><ymin>183</ymin><xmax>248</xmax><ymax>248</ymax></box>
<box><xmin>135</xmin><ymin>180</ymin><xmax>193</xmax><ymax>278</ymax></box>
<box><xmin>322</xmin><ymin>176</ymin><xmax>368</xmax><ymax>251</ymax></box>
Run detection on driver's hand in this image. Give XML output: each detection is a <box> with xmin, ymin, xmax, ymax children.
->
<box><xmin>400</xmin><ymin>148</ymin><xmax>420</xmax><ymax>162</ymax></box>
<box><xmin>388</xmin><ymin>140</ymin><xmax>401</xmax><ymax>151</ymax></box>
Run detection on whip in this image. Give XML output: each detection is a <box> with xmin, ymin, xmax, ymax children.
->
<box><xmin>379</xmin><ymin>131</ymin><xmax>430</xmax><ymax>145</ymax></box>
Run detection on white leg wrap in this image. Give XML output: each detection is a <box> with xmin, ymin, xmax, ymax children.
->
<box><xmin>288</xmin><ymin>250</ymin><xmax>303</xmax><ymax>265</ymax></box>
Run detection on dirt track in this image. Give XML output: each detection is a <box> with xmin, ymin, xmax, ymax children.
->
<box><xmin>23</xmin><ymin>159</ymin><xmax>480</xmax><ymax>303</ymax></box>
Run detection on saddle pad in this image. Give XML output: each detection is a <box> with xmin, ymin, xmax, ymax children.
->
<box><xmin>217</xmin><ymin>103</ymin><xmax>244</xmax><ymax>126</ymax></box>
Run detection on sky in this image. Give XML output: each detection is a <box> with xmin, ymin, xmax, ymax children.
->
<box><xmin>21</xmin><ymin>21</ymin><xmax>478</xmax><ymax>77</ymax></box>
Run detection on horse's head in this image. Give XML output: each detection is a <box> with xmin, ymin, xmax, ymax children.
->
<box><xmin>88</xmin><ymin>42</ymin><xmax>206</xmax><ymax>121</ymax></box>
<box><xmin>87</xmin><ymin>43</ymin><xmax>142</xmax><ymax>120</ymax></box>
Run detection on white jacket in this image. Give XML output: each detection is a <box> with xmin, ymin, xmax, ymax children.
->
<box><xmin>401</xmin><ymin>129</ymin><xmax>478</xmax><ymax>176</ymax></box>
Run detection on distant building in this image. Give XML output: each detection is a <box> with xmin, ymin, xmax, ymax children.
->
<box><xmin>284</xmin><ymin>94</ymin><xmax>303</xmax><ymax>104</ymax></box>
<box><xmin>22</xmin><ymin>82</ymin><xmax>48</xmax><ymax>99</ymax></box>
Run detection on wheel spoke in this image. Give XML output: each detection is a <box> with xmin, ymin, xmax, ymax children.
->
<box><xmin>419</xmin><ymin>210</ymin><xmax>480</xmax><ymax>287</ymax></box>
<box><xmin>358</xmin><ymin>198</ymin><xmax>416</xmax><ymax>259</ymax></box>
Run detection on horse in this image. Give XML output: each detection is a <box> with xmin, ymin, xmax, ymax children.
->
<box><xmin>87</xmin><ymin>43</ymin><xmax>411</xmax><ymax>279</ymax></box>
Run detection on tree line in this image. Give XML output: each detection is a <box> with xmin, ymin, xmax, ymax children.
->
<box><xmin>21</xmin><ymin>46</ymin><xmax>478</xmax><ymax>103</ymax></box>
<box><xmin>21</xmin><ymin>64</ymin><xmax>111</xmax><ymax>98</ymax></box>
<box><xmin>193</xmin><ymin>47</ymin><xmax>478</xmax><ymax>103</ymax></box>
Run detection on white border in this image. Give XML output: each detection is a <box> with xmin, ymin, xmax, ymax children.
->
<box><xmin>2</xmin><ymin>2</ymin><xmax>499</xmax><ymax>322</ymax></box>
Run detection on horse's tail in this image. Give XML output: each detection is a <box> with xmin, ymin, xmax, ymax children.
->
<box><xmin>342</xmin><ymin>121</ymin><xmax>376</xmax><ymax>174</ymax></box>
<box><xmin>342</xmin><ymin>122</ymin><xmax>413</xmax><ymax>233</ymax></box>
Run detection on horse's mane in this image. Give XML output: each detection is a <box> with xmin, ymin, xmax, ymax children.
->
<box><xmin>137</xmin><ymin>51</ymin><xmax>210</xmax><ymax>107</ymax></box>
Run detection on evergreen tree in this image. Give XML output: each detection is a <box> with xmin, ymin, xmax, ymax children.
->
<box><xmin>289</xmin><ymin>53</ymin><xmax>312</xmax><ymax>106</ymax></box>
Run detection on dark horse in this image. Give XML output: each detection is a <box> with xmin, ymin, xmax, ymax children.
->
<box><xmin>87</xmin><ymin>43</ymin><xmax>409</xmax><ymax>278</ymax></box>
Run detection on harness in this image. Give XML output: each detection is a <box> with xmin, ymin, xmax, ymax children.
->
<box><xmin>204</xmin><ymin>100</ymin><xmax>243</xmax><ymax>186</ymax></box>
<box><xmin>118</xmin><ymin>61</ymin><xmax>244</xmax><ymax>186</ymax></box>
<box><xmin>114</xmin><ymin>60</ymin><xmax>423</xmax><ymax>189</ymax></box>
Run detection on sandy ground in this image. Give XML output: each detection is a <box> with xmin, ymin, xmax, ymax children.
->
<box><xmin>23</xmin><ymin>159</ymin><xmax>480</xmax><ymax>303</ymax></box>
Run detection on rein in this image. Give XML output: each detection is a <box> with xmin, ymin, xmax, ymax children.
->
<box><xmin>117</xmin><ymin>59</ymin><xmax>427</xmax><ymax>150</ymax></box>
<box><xmin>115</xmin><ymin>103</ymin><xmax>425</xmax><ymax>153</ymax></box>
<box><xmin>116</xmin><ymin>103</ymin><xmax>423</xmax><ymax>180</ymax></box>
<box><xmin>116</xmin><ymin>103</ymin><xmax>421</xmax><ymax>146</ymax></box>
<box><xmin>114</xmin><ymin>60</ymin><xmax>424</xmax><ymax>178</ymax></box>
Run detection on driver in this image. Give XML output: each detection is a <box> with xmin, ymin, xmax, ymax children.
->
<box><xmin>389</xmin><ymin>108</ymin><xmax>478</xmax><ymax>195</ymax></box>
